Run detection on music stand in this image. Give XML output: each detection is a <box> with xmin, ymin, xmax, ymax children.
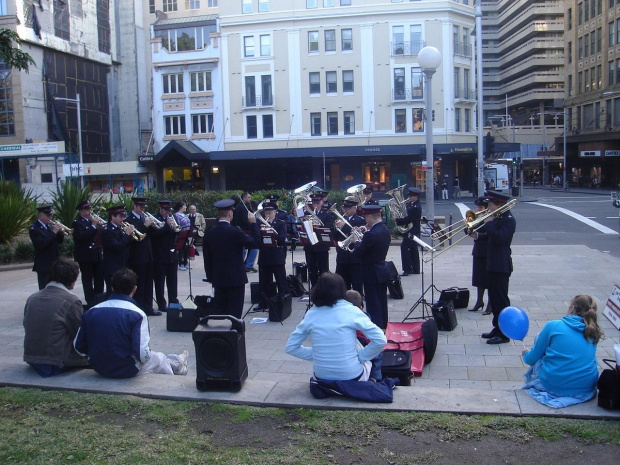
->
<box><xmin>402</xmin><ymin>234</ymin><xmax>437</xmax><ymax>321</ymax></box>
<box><xmin>241</xmin><ymin>289</ymin><xmax>285</xmax><ymax>325</ymax></box>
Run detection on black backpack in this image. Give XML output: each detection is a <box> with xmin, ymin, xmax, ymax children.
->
<box><xmin>287</xmin><ymin>275</ymin><xmax>307</xmax><ymax>297</ymax></box>
<box><xmin>597</xmin><ymin>360</ymin><xmax>620</xmax><ymax>410</ymax></box>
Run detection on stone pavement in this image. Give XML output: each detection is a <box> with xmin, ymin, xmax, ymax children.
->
<box><xmin>1</xmin><ymin>239</ymin><xmax>619</xmax><ymax>420</ymax></box>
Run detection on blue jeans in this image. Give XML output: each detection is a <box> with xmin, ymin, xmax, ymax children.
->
<box><xmin>244</xmin><ymin>248</ymin><xmax>258</xmax><ymax>268</ymax></box>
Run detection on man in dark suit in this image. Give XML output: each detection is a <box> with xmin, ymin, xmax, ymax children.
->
<box><xmin>396</xmin><ymin>187</ymin><xmax>423</xmax><ymax>276</ymax></box>
<box><xmin>257</xmin><ymin>200</ymin><xmax>288</xmax><ymax>307</ymax></box>
<box><xmin>333</xmin><ymin>196</ymin><xmax>365</xmax><ymax>294</ymax></box>
<box><xmin>203</xmin><ymin>199</ymin><xmax>261</xmax><ymax>319</ymax></box>
<box><xmin>471</xmin><ymin>190</ymin><xmax>516</xmax><ymax>344</ymax></box>
<box><xmin>29</xmin><ymin>205</ymin><xmax>65</xmax><ymax>290</ymax></box>
<box><xmin>71</xmin><ymin>200</ymin><xmax>104</xmax><ymax>308</ymax></box>
<box><xmin>349</xmin><ymin>204</ymin><xmax>392</xmax><ymax>329</ymax></box>
<box><xmin>303</xmin><ymin>192</ymin><xmax>334</xmax><ymax>287</ymax></box>
<box><xmin>151</xmin><ymin>200</ymin><xmax>180</xmax><ymax>312</ymax></box>
<box><xmin>101</xmin><ymin>205</ymin><xmax>134</xmax><ymax>292</ymax></box>
<box><xmin>124</xmin><ymin>197</ymin><xmax>160</xmax><ymax>316</ymax></box>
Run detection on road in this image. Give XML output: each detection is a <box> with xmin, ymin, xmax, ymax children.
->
<box><xmin>431</xmin><ymin>188</ymin><xmax>620</xmax><ymax>259</ymax></box>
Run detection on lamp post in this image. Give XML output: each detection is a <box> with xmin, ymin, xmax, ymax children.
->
<box><xmin>418</xmin><ymin>46</ymin><xmax>441</xmax><ymax>221</ymax></box>
<box><xmin>475</xmin><ymin>1</ymin><xmax>484</xmax><ymax>197</ymax></box>
<box><xmin>54</xmin><ymin>94</ymin><xmax>83</xmax><ymax>188</ymax></box>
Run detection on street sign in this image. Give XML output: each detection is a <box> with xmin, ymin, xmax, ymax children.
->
<box><xmin>604</xmin><ymin>283</ymin><xmax>620</xmax><ymax>330</ymax></box>
<box><xmin>0</xmin><ymin>141</ymin><xmax>65</xmax><ymax>158</ymax></box>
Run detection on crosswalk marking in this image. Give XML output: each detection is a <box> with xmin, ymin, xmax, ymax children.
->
<box><xmin>533</xmin><ymin>202</ymin><xmax>616</xmax><ymax>234</ymax></box>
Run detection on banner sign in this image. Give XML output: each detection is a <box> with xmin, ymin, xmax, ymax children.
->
<box><xmin>0</xmin><ymin>142</ymin><xmax>65</xmax><ymax>159</ymax></box>
<box><xmin>604</xmin><ymin>283</ymin><xmax>620</xmax><ymax>330</ymax></box>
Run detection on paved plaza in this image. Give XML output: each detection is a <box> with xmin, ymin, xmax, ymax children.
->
<box><xmin>1</xmin><ymin>236</ymin><xmax>619</xmax><ymax>419</ymax></box>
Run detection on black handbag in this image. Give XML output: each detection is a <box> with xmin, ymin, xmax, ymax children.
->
<box><xmin>294</xmin><ymin>262</ymin><xmax>308</xmax><ymax>282</ymax></box>
<box><xmin>439</xmin><ymin>287</ymin><xmax>470</xmax><ymax>309</ymax></box>
<box><xmin>431</xmin><ymin>300</ymin><xmax>458</xmax><ymax>331</ymax></box>
<box><xmin>387</xmin><ymin>275</ymin><xmax>404</xmax><ymax>299</ymax></box>
<box><xmin>382</xmin><ymin>349</ymin><xmax>413</xmax><ymax>386</ymax></box>
<box><xmin>166</xmin><ymin>303</ymin><xmax>199</xmax><ymax>332</ymax></box>
<box><xmin>597</xmin><ymin>359</ymin><xmax>620</xmax><ymax>410</ymax></box>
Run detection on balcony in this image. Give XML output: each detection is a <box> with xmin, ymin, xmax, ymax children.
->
<box><xmin>391</xmin><ymin>41</ymin><xmax>425</xmax><ymax>57</ymax></box>
<box><xmin>242</xmin><ymin>94</ymin><xmax>274</xmax><ymax>109</ymax></box>
<box><xmin>454</xmin><ymin>87</ymin><xmax>477</xmax><ymax>101</ymax></box>
<box><xmin>453</xmin><ymin>41</ymin><xmax>472</xmax><ymax>59</ymax></box>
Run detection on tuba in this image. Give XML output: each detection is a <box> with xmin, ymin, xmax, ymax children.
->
<box><xmin>346</xmin><ymin>184</ymin><xmax>366</xmax><ymax>207</ymax></box>
<box><xmin>386</xmin><ymin>185</ymin><xmax>410</xmax><ymax>233</ymax></box>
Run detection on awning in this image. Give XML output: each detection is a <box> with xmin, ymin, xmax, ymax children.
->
<box><xmin>154</xmin><ymin>140</ymin><xmax>210</xmax><ymax>164</ymax></box>
<box><xmin>153</xmin><ymin>15</ymin><xmax>217</xmax><ymax>31</ymax></box>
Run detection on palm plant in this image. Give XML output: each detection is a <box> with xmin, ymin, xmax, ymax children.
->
<box><xmin>0</xmin><ymin>181</ymin><xmax>39</xmax><ymax>244</ymax></box>
<box><xmin>50</xmin><ymin>180</ymin><xmax>98</xmax><ymax>227</ymax></box>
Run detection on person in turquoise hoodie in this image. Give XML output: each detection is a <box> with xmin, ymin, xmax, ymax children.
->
<box><xmin>521</xmin><ymin>295</ymin><xmax>604</xmax><ymax>408</ymax></box>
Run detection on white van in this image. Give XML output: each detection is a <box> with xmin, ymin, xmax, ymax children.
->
<box><xmin>483</xmin><ymin>163</ymin><xmax>510</xmax><ymax>192</ymax></box>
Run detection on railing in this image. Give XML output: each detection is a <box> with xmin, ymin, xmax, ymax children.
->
<box><xmin>242</xmin><ymin>94</ymin><xmax>274</xmax><ymax>108</ymax></box>
<box><xmin>453</xmin><ymin>41</ymin><xmax>472</xmax><ymax>58</ymax></box>
<box><xmin>390</xmin><ymin>41</ymin><xmax>425</xmax><ymax>57</ymax></box>
<box><xmin>454</xmin><ymin>87</ymin><xmax>476</xmax><ymax>100</ymax></box>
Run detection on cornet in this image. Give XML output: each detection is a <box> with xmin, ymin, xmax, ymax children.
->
<box><xmin>89</xmin><ymin>213</ymin><xmax>106</xmax><ymax>226</ymax></box>
<box><xmin>167</xmin><ymin>214</ymin><xmax>182</xmax><ymax>232</ymax></box>
<box><xmin>50</xmin><ymin>221</ymin><xmax>73</xmax><ymax>236</ymax></box>
<box><xmin>145</xmin><ymin>212</ymin><xmax>165</xmax><ymax>229</ymax></box>
<box><xmin>122</xmin><ymin>222</ymin><xmax>146</xmax><ymax>241</ymax></box>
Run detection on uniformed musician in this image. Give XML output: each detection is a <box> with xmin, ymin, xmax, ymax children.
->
<box><xmin>29</xmin><ymin>205</ymin><xmax>64</xmax><ymax>290</ymax></box>
<box><xmin>101</xmin><ymin>205</ymin><xmax>134</xmax><ymax>292</ymax></box>
<box><xmin>396</xmin><ymin>187</ymin><xmax>423</xmax><ymax>276</ymax></box>
<box><xmin>468</xmin><ymin>197</ymin><xmax>491</xmax><ymax>314</ymax></box>
<box><xmin>470</xmin><ymin>190</ymin><xmax>516</xmax><ymax>345</ymax></box>
<box><xmin>265</xmin><ymin>194</ymin><xmax>288</xmax><ymax>223</ymax></box>
<box><xmin>303</xmin><ymin>192</ymin><xmax>333</xmax><ymax>287</ymax></box>
<box><xmin>202</xmin><ymin>199</ymin><xmax>261</xmax><ymax>319</ymax></box>
<box><xmin>124</xmin><ymin>197</ymin><xmax>160</xmax><ymax>316</ymax></box>
<box><xmin>348</xmin><ymin>204</ymin><xmax>392</xmax><ymax>330</ymax></box>
<box><xmin>362</xmin><ymin>186</ymin><xmax>379</xmax><ymax>206</ymax></box>
<box><xmin>150</xmin><ymin>200</ymin><xmax>180</xmax><ymax>312</ymax></box>
<box><xmin>333</xmin><ymin>196</ymin><xmax>365</xmax><ymax>294</ymax></box>
<box><xmin>257</xmin><ymin>200</ymin><xmax>288</xmax><ymax>306</ymax></box>
<box><xmin>71</xmin><ymin>200</ymin><xmax>104</xmax><ymax>307</ymax></box>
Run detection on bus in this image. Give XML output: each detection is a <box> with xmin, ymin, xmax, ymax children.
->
<box><xmin>483</xmin><ymin>163</ymin><xmax>510</xmax><ymax>192</ymax></box>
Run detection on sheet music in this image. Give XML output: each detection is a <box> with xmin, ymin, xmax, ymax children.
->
<box><xmin>303</xmin><ymin>220</ymin><xmax>318</xmax><ymax>245</ymax></box>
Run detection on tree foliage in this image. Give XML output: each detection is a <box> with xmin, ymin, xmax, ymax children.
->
<box><xmin>0</xmin><ymin>29</ymin><xmax>35</xmax><ymax>72</ymax></box>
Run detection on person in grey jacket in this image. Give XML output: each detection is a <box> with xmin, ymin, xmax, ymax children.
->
<box><xmin>23</xmin><ymin>258</ymin><xmax>89</xmax><ymax>377</ymax></box>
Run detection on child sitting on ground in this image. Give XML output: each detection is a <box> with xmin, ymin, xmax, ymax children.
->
<box><xmin>345</xmin><ymin>290</ymin><xmax>383</xmax><ymax>381</ymax></box>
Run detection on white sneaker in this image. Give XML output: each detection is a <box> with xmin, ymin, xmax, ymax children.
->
<box><xmin>179</xmin><ymin>350</ymin><xmax>189</xmax><ymax>367</ymax></box>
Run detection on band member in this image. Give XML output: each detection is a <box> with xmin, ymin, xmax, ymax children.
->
<box><xmin>468</xmin><ymin>197</ymin><xmax>491</xmax><ymax>314</ymax></box>
<box><xmin>124</xmin><ymin>197</ymin><xmax>160</xmax><ymax>316</ymax></box>
<box><xmin>101</xmin><ymin>205</ymin><xmax>134</xmax><ymax>292</ymax></box>
<box><xmin>348</xmin><ymin>204</ymin><xmax>391</xmax><ymax>329</ymax></box>
<box><xmin>235</xmin><ymin>192</ymin><xmax>258</xmax><ymax>272</ymax></box>
<box><xmin>265</xmin><ymin>194</ymin><xmax>288</xmax><ymax>223</ymax></box>
<box><xmin>333</xmin><ymin>196</ymin><xmax>365</xmax><ymax>294</ymax></box>
<box><xmin>471</xmin><ymin>190</ymin><xmax>516</xmax><ymax>344</ymax></box>
<box><xmin>29</xmin><ymin>205</ymin><xmax>64</xmax><ymax>290</ymax></box>
<box><xmin>396</xmin><ymin>187</ymin><xmax>423</xmax><ymax>276</ymax></box>
<box><xmin>151</xmin><ymin>200</ymin><xmax>180</xmax><ymax>312</ymax></box>
<box><xmin>257</xmin><ymin>200</ymin><xmax>288</xmax><ymax>305</ymax></box>
<box><xmin>203</xmin><ymin>199</ymin><xmax>261</xmax><ymax>319</ymax></box>
<box><xmin>71</xmin><ymin>200</ymin><xmax>104</xmax><ymax>308</ymax></box>
<box><xmin>363</xmin><ymin>186</ymin><xmax>379</xmax><ymax>206</ymax></box>
<box><xmin>303</xmin><ymin>192</ymin><xmax>333</xmax><ymax>287</ymax></box>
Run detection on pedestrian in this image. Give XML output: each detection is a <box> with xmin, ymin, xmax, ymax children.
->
<box><xmin>452</xmin><ymin>176</ymin><xmax>461</xmax><ymax>198</ymax></box>
<box><xmin>441</xmin><ymin>178</ymin><xmax>449</xmax><ymax>200</ymax></box>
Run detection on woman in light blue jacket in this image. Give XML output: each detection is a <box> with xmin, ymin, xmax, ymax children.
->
<box><xmin>522</xmin><ymin>295</ymin><xmax>604</xmax><ymax>408</ymax></box>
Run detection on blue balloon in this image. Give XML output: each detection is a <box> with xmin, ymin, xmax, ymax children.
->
<box><xmin>498</xmin><ymin>306</ymin><xmax>529</xmax><ymax>340</ymax></box>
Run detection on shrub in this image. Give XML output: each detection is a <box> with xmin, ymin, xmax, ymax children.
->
<box><xmin>0</xmin><ymin>181</ymin><xmax>39</xmax><ymax>244</ymax></box>
<box><xmin>0</xmin><ymin>245</ymin><xmax>11</xmax><ymax>263</ymax></box>
<box><xmin>13</xmin><ymin>240</ymin><xmax>34</xmax><ymax>261</ymax></box>
<box><xmin>50</xmin><ymin>180</ymin><xmax>99</xmax><ymax>227</ymax></box>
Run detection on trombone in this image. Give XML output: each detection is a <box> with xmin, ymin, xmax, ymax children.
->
<box><xmin>422</xmin><ymin>198</ymin><xmax>518</xmax><ymax>262</ymax></box>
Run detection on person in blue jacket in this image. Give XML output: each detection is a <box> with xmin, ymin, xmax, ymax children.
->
<box><xmin>521</xmin><ymin>294</ymin><xmax>604</xmax><ymax>408</ymax></box>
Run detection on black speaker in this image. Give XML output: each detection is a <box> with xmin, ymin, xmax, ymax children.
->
<box><xmin>192</xmin><ymin>315</ymin><xmax>248</xmax><ymax>392</ymax></box>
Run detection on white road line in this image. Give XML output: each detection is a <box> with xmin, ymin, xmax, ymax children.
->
<box><xmin>455</xmin><ymin>203</ymin><xmax>470</xmax><ymax>219</ymax></box>
<box><xmin>533</xmin><ymin>202</ymin><xmax>617</xmax><ymax>234</ymax></box>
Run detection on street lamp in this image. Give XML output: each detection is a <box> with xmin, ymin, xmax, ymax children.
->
<box><xmin>53</xmin><ymin>94</ymin><xmax>83</xmax><ymax>188</ymax></box>
<box><xmin>418</xmin><ymin>45</ymin><xmax>441</xmax><ymax>221</ymax></box>
<box><xmin>475</xmin><ymin>1</ymin><xmax>484</xmax><ymax>198</ymax></box>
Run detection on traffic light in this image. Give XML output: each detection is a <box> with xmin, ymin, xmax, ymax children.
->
<box><xmin>484</xmin><ymin>132</ymin><xmax>495</xmax><ymax>157</ymax></box>
<box><xmin>432</xmin><ymin>110</ymin><xmax>435</xmax><ymax>121</ymax></box>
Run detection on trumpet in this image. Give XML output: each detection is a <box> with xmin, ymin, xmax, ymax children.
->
<box><xmin>423</xmin><ymin>199</ymin><xmax>518</xmax><ymax>262</ymax></box>
<box><xmin>50</xmin><ymin>221</ymin><xmax>73</xmax><ymax>236</ymax></box>
<box><xmin>167</xmin><ymin>214</ymin><xmax>182</xmax><ymax>232</ymax></box>
<box><xmin>122</xmin><ymin>222</ymin><xmax>146</xmax><ymax>241</ymax></box>
<box><xmin>337</xmin><ymin>226</ymin><xmax>366</xmax><ymax>251</ymax></box>
<box><xmin>89</xmin><ymin>213</ymin><xmax>106</xmax><ymax>226</ymax></box>
<box><xmin>145</xmin><ymin>212</ymin><xmax>165</xmax><ymax>229</ymax></box>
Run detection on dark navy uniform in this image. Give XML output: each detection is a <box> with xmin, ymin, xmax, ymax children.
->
<box><xmin>203</xmin><ymin>200</ymin><xmax>261</xmax><ymax>319</ymax></box>
<box><xmin>100</xmin><ymin>222</ymin><xmax>132</xmax><ymax>291</ymax></box>
<box><xmin>151</xmin><ymin>210</ymin><xmax>179</xmax><ymax>311</ymax></box>
<box><xmin>334</xmin><ymin>209</ymin><xmax>365</xmax><ymax>294</ymax></box>
<box><xmin>396</xmin><ymin>189</ymin><xmax>422</xmax><ymax>275</ymax></box>
<box><xmin>303</xmin><ymin>204</ymin><xmax>334</xmax><ymax>287</ymax></box>
<box><xmin>471</xmin><ymin>230</ymin><xmax>489</xmax><ymax>289</ymax></box>
<box><xmin>257</xmin><ymin>217</ymin><xmax>288</xmax><ymax>304</ymax></box>
<box><xmin>477</xmin><ymin>192</ymin><xmax>516</xmax><ymax>341</ymax></box>
<box><xmin>350</xmin><ymin>210</ymin><xmax>391</xmax><ymax>329</ymax></box>
<box><xmin>72</xmin><ymin>212</ymin><xmax>104</xmax><ymax>307</ymax></box>
<box><xmin>125</xmin><ymin>210</ymin><xmax>155</xmax><ymax>313</ymax></box>
<box><xmin>29</xmin><ymin>214</ymin><xmax>64</xmax><ymax>290</ymax></box>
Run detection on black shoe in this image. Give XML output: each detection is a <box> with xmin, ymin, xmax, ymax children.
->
<box><xmin>481</xmin><ymin>329</ymin><xmax>498</xmax><ymax>339</ymax></box>
<box><xmin>400</xmin><ymin>272</ymin><xmax>410</xmax><ymax>277</ymax></box>
<box><xmin>482</xmin><ymin>309</ymin><xmax>492</xmax><ymax>315</ymax></box>
<box><xmin>468</xmin><ymin>303</ymin><xmax>484</xmax><ymax>312</ymax></box>
<box><xmin>412</xmin><ymin>271</ymin><xmax>420</xmax><ymax>275</ymax></box>
<box><xmin>145</xmin><ymin>310</ymin><xmax>163</xmax><ymax>316</ymax></box>
<box><xmin>487</xmin><ymin>336</ymin><xmax>510</xmax><ymax>345</ymax></box>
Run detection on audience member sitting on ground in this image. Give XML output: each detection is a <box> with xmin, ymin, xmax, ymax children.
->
<box><xmin>23</xmin><ymin>258</ymin><xmax>90</xmax><ymax>377</ymax></box>
<box><xmin>285</xmin><ymin>273</ymin><xmax>386</xmax><ymax>382</ymax></box>
<box><xmin>521</xmin><ymin>294</ymin><xmax>604</xmax><ymax>408</ymax></box>
<box><xmin>74</xmin><ymin>268</ymin><xmax>189</xmax><ymax>378</ymax></box>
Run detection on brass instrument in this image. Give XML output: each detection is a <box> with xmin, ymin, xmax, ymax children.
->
<box><xmin>122</xmin><ymin>222</ymin><xmax>146</xmax><ymax>241</ymax></box>
<box><xmin>292</xmin><ymin>181</ymin><xmax>317</xmax><ymax>216</ymax></box>
<box><xmin>303</xmin><ymin>203</ymin><xmax>324</xmax><ymax>227</ymax></box>
<box><xmin>337</xmin><ymin>226</ymin><xmax>366</xmax><ymax>251</ymax></box>
<box><xmin>255</xmin><ymin>202</ymin><xmax>276</xmax><ymax>233</ymax></box>
<box><xmin>386</xmin><ymin>185</ymin><xmax>410</xmax><ymax>233</ymax></box>
<box><xmin>89</xmin><ymin>213</ymin><xmax>106</xmax><ymax>226</ymax></box>
<box><xmin>328</xmin><ymin>203</ymin><xmax>353</xmax><ymax>238</ymax></box>
<box><xmin>145</xmin><ymin>212</ymin><xmax>165</xmax><ymax>229</ymax></box>
<box><xmin>50</xmin><ymin>221</ymin><xmax>73</xmax><ymax>236</ymax></box>
<box><xmin>168</xmin><ymin>214</ymin><xmax>182</xmax><ymax>232</ymax></box>
<box><xmin>346</xmin><ymin>184</ymin><xmax>366</xmax><ymax>207</ymax></box>
<box><xmin>423</xmin><ymin>198</ymin><xmax>518</xmax><ymax>262</ymax></box>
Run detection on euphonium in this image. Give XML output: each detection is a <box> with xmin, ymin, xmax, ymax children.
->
<box><xmin>292</xmin><ymin>181</ymin><xmax>317</xmax><ymax>216</ymax></box>
<box><xmin>255</xmin><ymin>202</ymin><xmax>276</xmax><ymax>233</ymax></box>
<box><xmin>122</xmin><ymin>222</ymin><xmax>146</xmax><ymax>241</ymax></box>
<box><xmin>386</xmin><ymin>185</ymin><xmax>410</xmax><ymax>233</ymax></box>
<box><xmin>346</xmin><ymin>184</ymin><xmax>366</xmax><ymax>207</ymax></box>
<box><xmin>50</xmin><ymin>221</ymin><xmax>73</xmax><ymax>236</ymax></box>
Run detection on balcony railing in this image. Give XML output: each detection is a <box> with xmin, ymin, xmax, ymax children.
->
<box><xmin>453</xmin><ymin>41</ymin><xmax>472</xmax><ymax>58</ymax></box>
<box><xmin>242</xmin><ymin>94</ymin><xmax>274</xmax><ymax>108</ymax></box>
<box><xmin>393</xmin><ymin>88</ymin><xmax>424</xmax><ymax>101</ymax></box>
<box><xmin>391</xmin><ymin>41</ymin><xmax>425</xmax><ymax>57</ymax></box>
<box><xmin>454</xmin><ymin>87</ymin><xmax>477</xmax><ymax>100</ymax></box>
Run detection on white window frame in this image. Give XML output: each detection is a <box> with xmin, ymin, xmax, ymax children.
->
<box><xmin>344</xmin><ymin>111</ymin><xmax>355</xmax><ymax>134</ymax></box>
<box><xmin>163</xmin><ymin>0</ymin><xmax>178</xmax><ymax>13</ymax></box>
<box><xmin>308</xmin><ymin>31</ymin><xmax>319</xmax><ymax>53</ymax></box>
<box><xmin>342</xmin><ymin>70</ymin><xmax>354</xmax><ymax>93</ymax></box>
<box><xmin>311</xmin><ymin>113</ymin><xmax>321</xmax><ymax>136</ymax></box>
<box><xmin>260</xmin><ymin>35</ymin><xmax>271</xmax><ymax>56</ymax></box>
<box><xmin>326</xmin><ymin>71</ymin><xmax>337</xmax><ymax>94</ymax></box>
<box><xmin>325</xmin><ymin>30</ymin><xmax>336</xmax><ymax>52</ymax></box>
<box><xmin>165</xmin><ymin>115</ymin><xmax>186</xmax><ymax>136</ymax></box>
<box><xmin>259</xmin><ymin>0</ymin><xmax>269</xmax><ymax>12</ymax></box>
<box><xmin>162</xmin><ymin>73</ymin><xmax>184</xmax><ymax>94</ymax></box>
<box><xmin>242</xmin><ymin>0</ymin><xmax>253</xmax><ymax>14</ymax></box>
<box><xmin>244</xmin><ymin>36</ymin><xmax>255</xmax><ymax>57</ymax></box>
<box><xmin>307</xmin><ymin>0</ymin><xmax>318</xmax><ymax>8</ymax></box>
<box><xmin>341</xmin><ymin>29</ymin><xmax>353</xmax><ymax>51</ymax></box>
<box><xmin>190</xmin><ymin>71</ymin><xmax>212</xmax><ymax>92</ymax></box>
<box><xmin>192</xmin><ymin>113</ymin><xmax>214</xmax><ymax>134</ymax></box>
<box><xmin>309</xmin><ymin>72</ymin><xmax>320</xmax><ymax>94</ymax></box>
<box><xmin>185</xmin><ymin>0</ymin><xmax>200</xmax><ymax>9</ymax></box>
<box><xmin>327</xmin><ymin>112</ymin><xmax>338</xmax><ymax>135</ymax></box>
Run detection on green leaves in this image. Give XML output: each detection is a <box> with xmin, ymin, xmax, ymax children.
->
<box><xmin>0</xmin><ymin>29</ymin><xmax>36</xmax><ymax>73</ymax></box>
<box><xmin>0</xmin><ymin>181</ymin><xmax>38</xmax><ymax>244</ymax></box>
